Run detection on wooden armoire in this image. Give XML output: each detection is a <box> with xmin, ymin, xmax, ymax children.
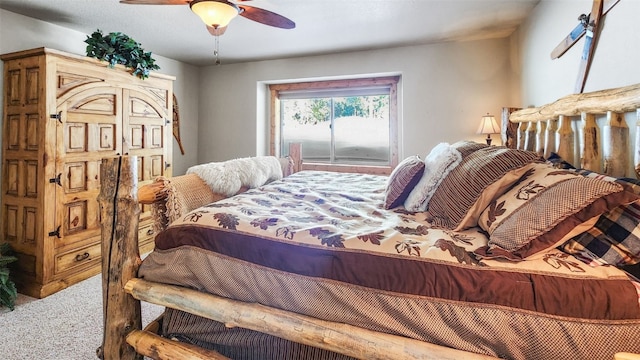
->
<box><xmin>1</xmin><ymin>48</ymin><xmax>174</xmax><ymax>298</ymax></box>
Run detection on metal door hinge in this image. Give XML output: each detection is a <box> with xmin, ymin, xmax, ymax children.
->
<box><xmin>50</xmin><ymin>111</ymin><xmax>62</xmax><ymax>123</ymax></box>
<box><xmin>165</xmin><ymin>162</ymin><xmax>171</xmax><ymax>169</ymax></box>
<box><xmin>48</xmin><ymin>225</ymin><xmax>61</xmax><ymax>238</ymax></box>
<box><xmin>49</xmin><ymin>173</ymin><xmax>62</xmax><ymax>186</ymax></box>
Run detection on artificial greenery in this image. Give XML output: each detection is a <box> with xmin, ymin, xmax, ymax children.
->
<box><xmin>0</xmin><ymin>242</ymin><xmax>18</xmax><ymax>311</ymax></box>
<box><xmin>85</xmin><ymin>29</ymin><xmax>160</xmax><ymax>79</ymax></box>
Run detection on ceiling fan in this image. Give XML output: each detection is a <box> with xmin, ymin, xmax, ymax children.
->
<box><xmin>119</xmin><ymin>0</ymin><xmax>295</xmax><ymax>36</ymax></box>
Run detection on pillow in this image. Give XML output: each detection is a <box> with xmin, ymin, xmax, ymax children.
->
<box><xmin>150</xmin><ymin>174</ymin><xmax>228</xmax><ymax>233</ymax></box>
<box><xmin>561</xmin><ymin>174</ymin><xmax>640</xmax><ymax>266</ymax></box>
<box><xmin>384</xmin><ymin>155</ymin><xmax>425</xmax><ymax>209</ymax></box>
<box><xmin>187</xmin><ymin>156</ymin><xmax>283</xmax><ymax>196</ymax></box>
<box><xmin>427</xmin><ymin>145</ymin><xmax>542</xmax><ymax>230</ymax></box>
<box><xmin>450</xmin><ymin>140</ymin><xmax>488</xmax><ymax>158</ymax></box>
<box><xmin>404</xmin><ymin>143</ymin><xmax>462</xmax><ymax>212</ymax></box>
<box><xmin>475</xmin><ymin>163</ymin><xmax>640</xmax><ymax>261</ymax></box>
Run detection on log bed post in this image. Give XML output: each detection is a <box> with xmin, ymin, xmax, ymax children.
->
<box><xmin>635</xmin><ymin>109</ymin><xmax>640</xmax><ymax>178</ymax></box>
<box><xmin>517</xmin><ymin>122</ymin><xmax>527</xmax><ymax>150</ymax></box>
<box><xmin>544</xmin><ymin>119</ymin><xmax>558</xmax><ymax>159</ymax></box>
<box><xmin>523</xmin><ymin>121</ymin><xmax>536</xmax><ymax>152</ymax></box>
<box><xmin>556</xmin><ymin>115</ymin><xmax>575</xmax><ymax>165</ymax></box>
<box><xmin>581</xmin><ymin>112</ymin><xmax>602</xmax><ymax>172</ymax></box>
<box><xmin>603</xmin><ymin>111</ymin><xmax>629</xmax><ymax>177</ymax></box>
<box><xmin>97</xmin><ymin>156</ymin><xmax>143</xmax><ymax>360</ymax></box>
<box><xmin>535</xmin><ymin>120</ymin><xmax>546</xmax><ymax>156</ymax></box>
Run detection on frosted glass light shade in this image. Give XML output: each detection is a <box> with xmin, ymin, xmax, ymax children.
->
<box><xmin>190</xmin><ymin>0</ymin><xmax>239</xmax><ymax>28</ymax></box>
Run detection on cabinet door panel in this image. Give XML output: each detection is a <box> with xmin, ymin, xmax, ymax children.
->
<box><xmin>54</xmin><ymin>88</ymin><xmax>120</xmax><ymax>250</ymax></box>
<box><xmin>123</xmin><ymin>88</ymin><xmax>171</xmax><ymax>223</ymax></box>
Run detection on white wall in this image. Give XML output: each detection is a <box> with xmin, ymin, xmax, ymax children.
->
<box><xmin>197</xmin><ymin>37</ymin><xmax>515</xmax><ymax>163</ymax></box>
<box><xmin>0</xmin><ymin>9</ymin><xmax>200</xmax><ymax>176</ymax></box>
<box><xmin>514</xmin><ymin>0</ymin><xmax>640</xmax><ymax>106</ymax></box>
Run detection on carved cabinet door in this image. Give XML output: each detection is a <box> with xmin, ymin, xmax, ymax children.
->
<box><xmin>122</xmin><ymin>88</ymin><xmax>172</xmax><ymax>226</ymax></box>
<box><xmin>52</xmin><ymin>86</ymin><xmax>122</xmax><ymax>277</ymax></box>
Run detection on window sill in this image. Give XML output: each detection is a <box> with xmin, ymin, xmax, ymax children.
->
<box><xmin>300</xmin><ymin>162</ymin><xmax>392</xmax><ymax>175</ymax></box>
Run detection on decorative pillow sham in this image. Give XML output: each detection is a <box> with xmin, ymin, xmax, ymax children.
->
<box><xmin>404</xmin><ymin>143</ymin><xmax>462</xmax><ymax>212</ymax></box>
<box><xmin>475</xmin><ymin>163</ymin><xmax>640</xmax><ymax>261</ymax></box>
<box><xmin>427</xmin><ymin>145</ymin><xmax>542</xmax><ymax>230</ymax></box>
<box><xmin>384</xmin><ymin>155</ymin><xmax>425</xmax><ymax>209</ymax></box>
<box><xmin>561</xmin><ymin>172</ymin><xmax>640</xmax><ymax>266</ymax></box>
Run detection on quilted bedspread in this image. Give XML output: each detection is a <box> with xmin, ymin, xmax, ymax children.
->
<box><xmin>140</xmin><ymin>170</ymin><xmax>640</xmax><ymax>359</ymax></box>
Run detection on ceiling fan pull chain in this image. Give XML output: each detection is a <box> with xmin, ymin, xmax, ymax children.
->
<box><xmin>214</xmin><ymin>35</ymin><xmax>221</xmax><ymax>66</ymax></box>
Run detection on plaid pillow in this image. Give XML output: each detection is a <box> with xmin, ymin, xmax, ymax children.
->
<box><xmin>561</xmin><ymin>171</ymin><xmax>640</xmax><ymax>266</ymax></box>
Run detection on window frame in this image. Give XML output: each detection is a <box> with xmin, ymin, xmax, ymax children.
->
<box><xmin>269</xmin><ymin>76</ymin><xmax>399</xmax><ymax>175</ymax></box>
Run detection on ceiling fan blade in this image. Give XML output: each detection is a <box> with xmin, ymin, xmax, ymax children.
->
<box><xmin>238</xmin><ymin>5</ymin><xmax>295</xmax><ymax>29</ymax></box>
<box><xmin>119</xmin><ymin>0</ymin><xmax>190</xmax><ymax>5</ymax></box>
<box><xmin>206</xmin><ymin>25</ymin><xmax>228</xmax><ymax>36</ymax></box>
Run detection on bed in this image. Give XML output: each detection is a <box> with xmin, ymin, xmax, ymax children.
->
<box><xmin>98</xmin><ymin>84</ymin><xmax>640</xmax><ymax>360</ymax></box>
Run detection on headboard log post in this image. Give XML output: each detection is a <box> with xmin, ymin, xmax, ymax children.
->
<box><xmin>635</xmin><ymin>109</ymin><xmax>640</xmax><ymax>178</ymax></box>
<box><xmin>524</xmin><ymin>121</ymin><xmax>536</xmax><ymax>151</ymax></box>
<box><xmin>603</xmin><ymin>111</ymin><xmax>629</xmax><ymax>177</ymax></box>
<box><xmin>581</xmin><ymin>113</ymin><xmax>602</xmax><ymax>172</ymax></box>
<box><xmin>556</xmin><ymin>115</ymin><xmax>576</xmax><ymax>166</ymax></box>
<box><xmin>97</xmin><ymin>156</ymin><xmax>142</xmax><ymax>360</ymax></box>
<box><xmin>501</xmin><ymin>107</ymin><xmax>519</xmax><ymax>149</ymax></box>
<box><xmin>544</xmin><ymin>119</ymin><xmax>558</xmax><ymax>159</ymax></box>
<box><xmin>536</xmin><ymin>121</ymin><xmax>546</xmax><ymax>156</ymax></box>
<box><xmin>517</xmin><ymin>122</ymin><xmax>527</xmax><ymax>149</ymax></box>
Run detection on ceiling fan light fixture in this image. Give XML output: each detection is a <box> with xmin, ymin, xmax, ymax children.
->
<box><xmin>190</xmin><ymin>0</ymin><xmax>239</xmax><ymax>29</ymax></box>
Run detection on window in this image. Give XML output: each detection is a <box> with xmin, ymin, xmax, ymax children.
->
<box><xmin>269</xmin><ymin>76</ymin><xmax>399</xmax><ymax>174</ymax></box>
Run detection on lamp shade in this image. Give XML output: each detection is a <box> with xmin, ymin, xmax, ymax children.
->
<box><xmin>190</xmin><ymin>0</ymin><xmax>239</xmax><ymax>28</ymax></box>
<box><xmin>476</xmin><ymin>114</ymin><xmax>500</xmax><ymax>135</ymax></box>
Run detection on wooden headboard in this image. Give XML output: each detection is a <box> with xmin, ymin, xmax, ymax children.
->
<box><xmin>505</xmin><ymin>83</ymin><xmax>640</xmax><ymax>178</ymax></box>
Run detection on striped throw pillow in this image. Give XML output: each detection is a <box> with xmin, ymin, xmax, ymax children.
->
<box><xmin>384</xmin><ymin>155</ymin><xmax>425</xmax><ymax>209</ymax></box>
<box><xmin>427</xmin><ymin>146</ymin><xmax>541</xmax><ymax>229</ymax></box>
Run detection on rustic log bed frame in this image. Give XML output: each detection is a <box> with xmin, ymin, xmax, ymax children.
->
<box><xmin>98</xmin><ymin>85</ymin><xmax>640</xmax><ymax>360</ymax></box>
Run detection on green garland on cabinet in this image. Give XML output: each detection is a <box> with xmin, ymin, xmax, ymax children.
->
<box><xmin>85</xmin><ymin>29</ymin><xmax>160</xmax><ymax>79</ymax></box>
<box><xmin>0</xmin><ymin>242</ymin><xmax>17</xmax><ymax>311</ymax></box>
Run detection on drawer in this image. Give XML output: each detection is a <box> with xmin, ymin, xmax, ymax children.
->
<box><xmin>55</xmin><ymin>242</ymin><xmax>101</xmax><ymax>274</ymax></box>
<box><xmin>138</xmin><ymin>221</ymin><xmax>156</xmax><ymax>255</ymax></box>
<box><xmin>138</xmin><ymin>221</ymin><xmax>156</xmax><ymax>243</ymax></box>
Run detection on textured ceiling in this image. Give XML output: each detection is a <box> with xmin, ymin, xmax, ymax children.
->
<box><xmin>0</xmin><ymin>0</ymin><xmax>540</xmax><ymax>66</ymax></box>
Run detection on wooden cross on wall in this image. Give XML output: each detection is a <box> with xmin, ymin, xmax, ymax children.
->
<box><xmin>551</xmin><ymin>0</ymin><xmax>620</xmax><ymax>93</ymax></box>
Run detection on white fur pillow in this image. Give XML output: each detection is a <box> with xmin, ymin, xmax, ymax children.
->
<box><xmin>187</xmin><ymin>156</ymin><xmax>283</xmax><ymax>197</ymax></box>
<box><xmin>404</xmin><ymin>143</ymin><xmax>462</xmax><ymax>212</ymax></box>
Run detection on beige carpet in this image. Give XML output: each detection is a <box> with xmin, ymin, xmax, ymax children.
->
<box><xmin>0</xmin><ymin>274</ymin><xmax>163</xmax><ymax>360</ymax></box>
